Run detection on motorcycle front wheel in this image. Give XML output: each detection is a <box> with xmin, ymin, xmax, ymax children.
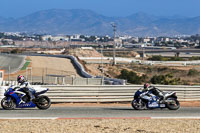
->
<box><xmin>131</xmin><ymin>99</ymin><xmax>146</xmax><ymax>110</ymax></box>
<box><xmin>1</xmin><ymin>97</ymin><xmax>15</xmax><ymax>110</ymax></box>
<box><xmin>166</xmin><ymin>97</ymin><xmax>180</xmax><ymax>110</ymax></box>
<box><xmin>35</xmin><ymin>95</ymin><xmax>51</xmax><ymax>110</ymax></box>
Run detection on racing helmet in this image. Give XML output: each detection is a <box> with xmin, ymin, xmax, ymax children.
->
<box><xmin>143</xmin><ymin>83</ymin><xmax>150</xmax><ymax>90</ymax></box>
<box><xmin>17</xmin><ymin>75</ymin><xmax>25</xmax><ymax>84</ymax></box>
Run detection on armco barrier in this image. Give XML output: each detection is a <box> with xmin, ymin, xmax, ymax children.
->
<box><xmin>1</xmin><ymin>85</ymin><xmax>200</xmax><ymax>103</ymax></box>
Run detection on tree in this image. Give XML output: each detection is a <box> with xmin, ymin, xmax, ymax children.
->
<box><xmin>48</xmin><ymin>37</ymin><xmax>52</xmax><ymax>42</ymax></box>
<box><xmin>38</xmin><ymin>35</ymin><xmax>43</xmax><ymax>41</ymax></box>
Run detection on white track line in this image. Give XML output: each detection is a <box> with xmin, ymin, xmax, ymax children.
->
<box><xmin>151</xmin><ymin>117</ymin><xmax>200</xmax><ymax>119</ymax></box>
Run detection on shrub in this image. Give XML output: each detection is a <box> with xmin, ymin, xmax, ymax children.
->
<box><xmin>150</xmin><ymin>73</ymin><xmax>181</xmax><ymax>85</ymax></box>
<box><xmin>187</xmin><ymin>69</ymin><xmax>199</xmax><ymax>76</ymax></box>
<box><xmin>148</xmin><ymin>55</ymin><xmax>186</xmax><ymax>61</ymax></box>
<box><xmin>169</xmin><ymin>57</ymin><xmax>185</xmax><ymax>61</ymax></box>
<box><xmin>10</xmin><ymin>49</ymin><xmax>22</xmax><ymax>54</ymax></box>
<box><xmin>148</xmin><ymin>55</ymin><xmax>163</xmax><ymax>61</ymax></box>
<box><xmin>117</xmin><ymin>69</ymin><xmax>147</xmax><ymax>84</ymax></box>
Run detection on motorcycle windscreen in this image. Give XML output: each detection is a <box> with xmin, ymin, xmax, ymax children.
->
<box><xmin>33</xmin><ymin>86</ymin><xmax>48</xmax><ymax>93</ymax></box>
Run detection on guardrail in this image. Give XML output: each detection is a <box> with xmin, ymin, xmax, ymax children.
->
<box><xmin>1</xmin><ymin>85</ymin><xmax>199</xmax><ymax>103</ymax></box>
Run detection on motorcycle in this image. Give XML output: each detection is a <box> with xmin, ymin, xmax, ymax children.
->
<box><xmin>131</xmin><ymin>88</ymin><xmax>180</xmax><ymax>110</ymax></box>
<box><xmin>1</xmin><ymin>86</ymin><xmax>51</xmax><ymax>110</ymax></box>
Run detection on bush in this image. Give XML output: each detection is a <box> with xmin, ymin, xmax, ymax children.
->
<box><xmin>169</xmin><ymin>57</ymin><xmax>185</xmax><ymax>61</ymax></box>
<box><xmin>189</xmin><ymin>56</ymin><xmax>200</xmax><ymax>60</ymax></box>
<box><xmin>148</xmin><ymin>55</ymin><xmax>186</xmax><ymax>61</ymax></box>
<box><xmin>148</xmin><ymin>55</ymin><xmax>163</xmax><ymax>61</ymax></box>
<box><xmin>187</xmin><ymin>69</ymin><xmax>199</xmax><ymax>76</ymax></box>
<box><xmin>150</xmin><ymin>74</ymin><xmax>181</xmax><ymax>85</ymax></box>
<box><xmin>10</xmin><ymin>49</ymin><xmax>22</xmax><ymax>54</ymax></box>
<box><xmin>117</xmin><ymin>69</ymin><xmax>147</xmax><ymax>84</ymax></box>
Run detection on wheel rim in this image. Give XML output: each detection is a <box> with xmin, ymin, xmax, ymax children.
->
<box><xmin>133</xmin><ymin>100</ymin><xmax>145</xmax><ymax>109</ymax></box>
<box><xmin>2</xmin><ymin>98</ymin><xmax>14</xmax><ymax>109</ymax></box>
<box><xmin>38</xmin><ymin>98</ymin><xmax>49</xmax><ymax>107</ymax></box>
<box><xmin>167</xmin><ymin>99</ymin><xmax>179</xmax><ymax>108</ymax></box>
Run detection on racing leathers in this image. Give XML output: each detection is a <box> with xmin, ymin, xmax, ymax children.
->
<box><xmin>18</xmin><ymin>81</ymin><xmax>35</xmax><ymax>101</ymax></box>
<box><xmin>140</xmin><ymin>86</ymin><xmax>164</xmax><ymax>102</ymax></box>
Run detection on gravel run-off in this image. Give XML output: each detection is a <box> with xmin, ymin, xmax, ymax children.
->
<box><xmin>0</xmin><ymin>119</ymin><xmax>200</xmax><ymax>133</ymax></box>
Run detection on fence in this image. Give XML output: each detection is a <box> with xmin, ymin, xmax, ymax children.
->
<box><xmin>0</xmin><ymin>54</ymin><xmax>125</xmax><ymax>85</ymax></box>
<box><xmin>3</xmin><ymin>66</ymin><xmax>104</xmax><ymax>85</ymax></box>
<box><xmin>0</xmin><ymin>77</ymin><xmax>103</xmax><ymax>86</ymax></box>
<box><xmin>79</xmin><ymin>57</ymin><xmax>200</xmax><ymax>66</ymax></box>
<box><xmin>1</xmin><ymin>85</ymin><xmax>199</xmax><ymax>103</ymax></box>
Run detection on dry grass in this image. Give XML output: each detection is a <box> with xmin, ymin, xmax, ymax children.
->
<box><xmin>85</xmin><ymin>63</ymin><xmax>200</xmax><ymax>85</ymax></box>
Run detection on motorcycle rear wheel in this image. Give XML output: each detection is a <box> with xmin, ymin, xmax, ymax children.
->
<box><xmin>35</xmin><ymin>96</ymin><xmax>51</xmax><ymax>110</ymax></box>
<box><xmin>166</xmin><ymin>97</ymin><xmax>180</xmax><ymax>110</ymax></box>
<box><xmin>1</xmin><ymin>97</ymin><xmax>15</xmax><ymax>110</ymax></box>
<box><xmin>131</xmin><ymin>100</ymin><xmax>146</xmax><ymax>110</ymax></box>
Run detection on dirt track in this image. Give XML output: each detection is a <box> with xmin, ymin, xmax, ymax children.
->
<box><xmin>29</xmin><ymin>56</ymin><xmax>79</xmax><ymax>76</ymax></box>
<box><xmin>10</xmin><ymin>56</ymin><xmax>80</xmax><ymax>78</ymax></box>
<box><xmin>0</xmin><ymin>119</ymin><xmax>199</xmax><ymax>133</ymax></box>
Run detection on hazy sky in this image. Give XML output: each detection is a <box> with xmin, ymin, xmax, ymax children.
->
<box><xmin>1</xmin><ymin>0</ymin><xmax>200</xmax><ymax>18</ymax></box>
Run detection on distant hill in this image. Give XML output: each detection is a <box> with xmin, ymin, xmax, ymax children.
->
<box><xmin>0</xmin><ymin>9</ymin><xmax>200</xmax><ymax>36</ymax></box>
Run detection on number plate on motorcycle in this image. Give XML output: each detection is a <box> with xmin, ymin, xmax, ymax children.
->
<box><xmin>160</xmin><ymin>104</ymin><xmax>165</xmax><ymax>107</ymax></box>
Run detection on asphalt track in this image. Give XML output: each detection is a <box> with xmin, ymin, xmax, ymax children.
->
<box><xmin>0</xmin><ymin>106</ymin><xmax>200</xmax><ymax>119</ymax></box>
<box><xmin>0</xmin><ymin>54</ymin><xmax>25</xmax><ymax>74</ymax></box>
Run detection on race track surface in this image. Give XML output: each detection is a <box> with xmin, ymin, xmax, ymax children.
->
<box><xmin>0</xmin><ymin>106</ymin><xmax>200</xmax><ymax>119</ymax></box>
<box><xmin>0</xmin><ymin>54</ymin><xmax>25</xmax><ymax>74</ymax></box>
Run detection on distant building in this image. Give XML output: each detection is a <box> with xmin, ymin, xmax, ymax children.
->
<box><xmin>143</xmin><ymin>38</ymin><xmax>150</xmax><ymax>43</ymax></box>
<box><xmin>124</xmin><ymin>43</ymin><xmax>145</xmax><ymax>48</ymax></box>
<box><xmin>42</xmin><ymin>35</ymin><xmax>69</xmax><ymax>41</ymax></box>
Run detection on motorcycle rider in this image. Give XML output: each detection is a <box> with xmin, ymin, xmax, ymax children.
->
<box><xmin>17</xmin><ymin>75</ymin><xmax>35</xmax><ymax>101</ymax></box>
<box><xmin>140</xmin><ymin>83</ymin><xmax>165</xmax><ymax>102</ymax></box>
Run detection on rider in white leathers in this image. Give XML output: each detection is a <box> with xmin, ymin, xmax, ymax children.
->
<box><xmin>17</xmin><ymin>75</ymin><xmax>35</xmax><ymax>101</ymax></box>
<box><xmin>140</xmin><ymin>83</ymin><xmax>164</xmax><ymax>102</ymax></box>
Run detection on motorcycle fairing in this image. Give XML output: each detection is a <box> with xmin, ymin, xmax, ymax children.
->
<box><xmin>16</xmin><ymin>101</ymin><xmax>36</xmax><ymax>108</ymax></box>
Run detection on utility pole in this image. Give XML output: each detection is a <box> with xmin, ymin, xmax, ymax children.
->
<box><xmin>101</xmin><ymin>44</ymin><xmax>104</xmax><ymax>85</ymax></box>
<box><xmin>111</xmin><ymin>23</ymin><xmax>116</xmax><ymax>65</ymax></box>
<box><xmin>8</xmin><ymin>66</ymin><xmax>10</xmax><ymax>82</ymax></box>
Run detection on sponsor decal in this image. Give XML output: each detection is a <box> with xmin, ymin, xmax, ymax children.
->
<box><xmin>149</xmin><ymin>102</ymin><xmax>159</xmax><ymax>107</ymax></box>
<box><xmin>20</xmin><ymin>103</ymin><xmax>31</xmax><ymax>107</ymax></box>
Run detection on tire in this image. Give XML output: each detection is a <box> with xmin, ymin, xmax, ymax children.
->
<box><xmin>1</xmin><ymin>97</ymin><xmax>15</xmax><ymax>110</ymax></box>
<box><xmin>35</xmin><ymin>96</ymin><xmax>51</xmax><ymax>110</ymax></box>
<box><xmin>166</xmin><ymin>97</ymin><xmax>180</xmax><ymax>110</ymax></box>
<box><xmin>131</xmin><ymin>99</ymin><xmax>146</xmax><ymax>110</ymax></box>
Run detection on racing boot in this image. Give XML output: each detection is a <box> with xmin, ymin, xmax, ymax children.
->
<box><xmin>158</xmin><ymin>93</ymin><xmax>165</xmax><ymax>103</ymax></box>
<box><xmin>27</xmin><ymin>91</ymin><xmax>35</xmax><ymax>102</ymax></box>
